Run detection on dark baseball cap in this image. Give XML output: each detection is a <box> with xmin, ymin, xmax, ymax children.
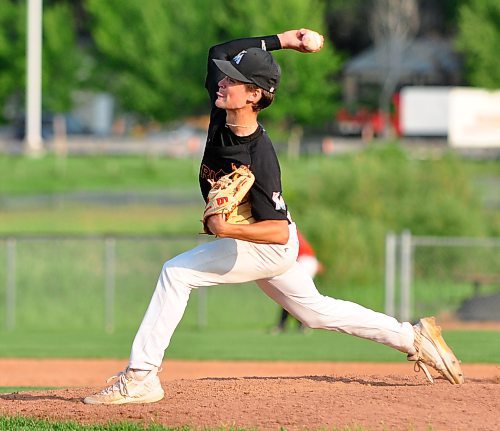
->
<box><xmin>213</xmin><ymin>48</ymin><xmax>281</xmax><ymax>93</ymax></box>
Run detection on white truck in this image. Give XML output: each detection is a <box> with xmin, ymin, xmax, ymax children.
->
<box><xmin>400</xmin><ymin>86</ymin><xmax>500</xmax><ymax>148</ymax></box>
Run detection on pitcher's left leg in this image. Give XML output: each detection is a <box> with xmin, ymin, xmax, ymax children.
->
<box><xmin>257</xmin><ymin>263</ymin><xmax>464</xmax><ymax>384</ymax></box>
<box><xmin>257</xmin><ymin>262</ymin><xmax>414</xmax><ymax>353</ymax></box>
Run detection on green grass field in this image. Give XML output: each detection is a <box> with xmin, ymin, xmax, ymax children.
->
<box><xmin>1</xmin><ymin>325</ymin><xmax>499</xmax><ymax>363</ymax></box>
<box><xmin>0</xmin><ymin>153</ymin><xmax>498</xmax><ymax>431</ymax></box>
<box><xmin>0</xmin><ymin>417</ymin><xmax>196</xmax><ymax>431</ymax></box>
<box><xmin>0</xmin><ymin>152</ymin><xmax>498</xmax><ymax>363</ymax></box>
<box><xmin>0</xmin><ymin>416</ymin><xmax>371</xmax><ymax>431</ymax></box>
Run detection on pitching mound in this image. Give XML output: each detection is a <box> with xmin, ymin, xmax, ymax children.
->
<box><xmin>1</xmin><ymin>359</ymin><xmax>499</xmax><ymax>430</ymax></box>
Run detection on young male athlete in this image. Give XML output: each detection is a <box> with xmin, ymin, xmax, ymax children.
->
<box><xmin>84</xmin><ymin>29</ymin><xmax>464</xmax><ymax>405</ymax></box>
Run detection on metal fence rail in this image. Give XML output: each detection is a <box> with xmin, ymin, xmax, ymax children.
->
<box><xmin>4</xmin><ymin>233</ymin><xmax>499</xmax><ymax>332</ymax></box>
<box><xmin>385</xmin><ymin>231</ymin><xmax>500</xmax><ymax>321</ymax></box>
<box><xmin>1</xmin><ymin>234</ymin><xmax>208</xmax><ymax>332</ymax></box>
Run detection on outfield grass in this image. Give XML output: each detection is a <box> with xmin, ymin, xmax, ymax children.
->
<box><xmin>0</xmin><ymin>205</ymin><xmax>201</xmax><ymax>235</ymax></box>
<box><xmin>1</xmin><ymin>326</ymin><xmax>499</xmax><ymax>363</ymax></box>
<box><xmin>0</xmin><ymin>155</ymin><xmax>200</xmax><ymax>195</ymax></box>
<box><xmin>0</xmin><ymin>416</ymin><xmax>372</xmax><ymax>431</ymax></box>
<box><xmin>1</xmin><ymin>152</ymin><xmax>499</xmax><ymax>367</ymax></box>
<box><xmin>0</xmin><ymin>387</ymin><xmax>56</xmax><ymax>393</ymax></box>
<box><xmin>2</xmin><ymin>235</ymin><xmax>486</xmax><ymax>334</ymax></box>
<box><xmin>0</xmin><ymin>417</ymin><xmax>192</xmax><ymax>431</ymax></box>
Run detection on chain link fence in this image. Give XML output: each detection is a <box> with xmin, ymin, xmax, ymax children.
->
<box><xmin>0</xmin><ymin>235</ymin><xmax>212</xmax><ymax>332</ymax></box>
<box><xmin>0</xmin><ymin>235</ymin><xmax>282</xmax><ymax>333</ymax></box>
<box><xmin>385</xmin><ymin>231</ymin><xmax>500</xmax><ymax>322</ymax></box>
<box><xmin>3</xmin><ymin>233</ymin><xmax>499</xmax><ymax>333</ymax></box>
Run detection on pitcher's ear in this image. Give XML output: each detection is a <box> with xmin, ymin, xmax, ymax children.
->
<box><xmin>247</xmin><ymin>87</ymin><xmax>262</xmax><ymax>104</ymax></box>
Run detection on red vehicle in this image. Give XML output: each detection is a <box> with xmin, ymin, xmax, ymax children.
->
<box><xmin>335</xmin><ymin>93</ymin><xmax>401</xmax><ymax>138</ymax></box>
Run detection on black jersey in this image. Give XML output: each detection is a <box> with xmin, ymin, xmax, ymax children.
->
<box><xmin>199</xmin><ymin>36</ymin><xmax>290</xmax><ymax>222</ymax></box>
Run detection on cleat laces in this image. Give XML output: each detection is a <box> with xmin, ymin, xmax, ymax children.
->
<box><xmin>413</xmin><ymin>361</ymin><xmax>434</xmax><ymax>383</ymax></box>
<box><xmin>99</xmin><ymin>370</ymin><xmax>131</xmax><ymax>397</ymax></box>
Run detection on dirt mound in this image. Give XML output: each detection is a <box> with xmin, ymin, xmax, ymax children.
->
<box><xmin>1</xmin><ymin>360</ymin><xmax>499</xmax><ymax>430</ymax></box>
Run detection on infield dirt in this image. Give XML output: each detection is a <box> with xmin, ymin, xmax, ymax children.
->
<box><xmin>1</xmin><ymin>359</ymin><xmax>499</xmax><ymax>431</ymax></box>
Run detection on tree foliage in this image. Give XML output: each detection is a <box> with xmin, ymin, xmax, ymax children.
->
<box><xmin>0</xmin><ymin>1</ymin><xmax>84</xmax><ymax>121</ymax></box>
<box><xmin>211</xmin><ymin>0</ymin><xmax>342</xmax><ymax>126</ymax></box>
<box><xmin>370</xmin><ymin>0</ymin><xmax>419</xmax><ymax>136</ymax></box>
<box><xmin>2</xmin><ymin>0</ymin><xmax>486</xmax><ymax>127</ymax></box>
<box><xmin>457</xmin><ymin>0</ymin><xmax>500</xmax><ymax>88</ymax></box>
<box><xmin>86</xmin><ymin>0</ymin><xmax>341</xmax><ymax>126</ymax></box>
<box><xmin>284</xmin><ymin>145</ymin><xmax>490</xmax><ymax>288</ymax></box>
<box><xmin>85</xmin><ymin>0</ymin><xmax>215</xmax><ymax>121</ymax></box>
<box><xmin>43</xmin><ymin>2</ymin><xmax>84</xmax><ymax>112</ymax></box>
<box><xmin>0</xmin><ymin>0</ymin><xmax>26</xmax><ymax>122</ymax></box>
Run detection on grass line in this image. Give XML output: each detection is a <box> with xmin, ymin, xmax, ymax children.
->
<box><xmin>0</xmin><ymin>416</ymin><xmax>372</xmax><ymax>431</ymax></box>
<box><xmin>0</xmin><ymin>386</ymin><xmax>59</xmax><ymax>393</ymax></box>
<box><xmin>1</xmin><ymin>328</ymin><xmax>499</xmax><ymax>363</ymax></box>
<box><xmin>0</xmin><ymin>416</ymin><xmax>188</xmax><ymax>431</ymax></box>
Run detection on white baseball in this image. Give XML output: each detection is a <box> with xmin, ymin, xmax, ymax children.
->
<box><xmin>302</xmin><ymin>31</ymin><xmax>322</xmax><ymax>52</ymax></box>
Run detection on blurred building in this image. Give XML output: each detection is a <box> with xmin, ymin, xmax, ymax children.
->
<box><xmin>342</xmin><ymin>37</ymin><xmax>462</xmax><ymax>108</ymax></box>
<box><xmin>335</xmin><ymin>37</ymin><xmax>463</xmax><ymax>138</ymax></box>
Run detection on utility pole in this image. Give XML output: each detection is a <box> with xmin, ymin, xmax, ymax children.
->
<box><xmin>25</xmin><ymin>0</ymin><xmax>43</xmax><ymax>155</ymax></box>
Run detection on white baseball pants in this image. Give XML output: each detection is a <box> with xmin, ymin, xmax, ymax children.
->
<box><xmin>129</xmin><ymin>223</ymin><xmax>415</xmax><ymax>370</ymax></box>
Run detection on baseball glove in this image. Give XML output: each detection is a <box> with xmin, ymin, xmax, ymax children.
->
<box><xmin>203</xmin><ymin>164</ymin><xmax>256</xmax><ymax>234</ymax></box>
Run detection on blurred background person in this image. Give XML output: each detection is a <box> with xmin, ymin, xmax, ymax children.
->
<box><xmin>272</xmin><ymin>229</ymin><xmax>323</xmax><ymax>334</ymax></box>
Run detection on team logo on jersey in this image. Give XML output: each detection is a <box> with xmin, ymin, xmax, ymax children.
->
<box><xmin>200</xmin><ymin>164</ymin><xmax>226</xmax><ymax>183</ymax></box>
<box><xmin>272</xmin><ymin>192</ymin><xmax>286</xmax><ymax>211</ymax></box>
<box><xmin>233</xmin><ymin>50</ymin><xmax>247</xmax><ymax>65</ymax></box>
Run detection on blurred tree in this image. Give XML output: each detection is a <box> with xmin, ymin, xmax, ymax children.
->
<box><xmin>457</xmin><ymin>0</ymin><xmax>500</xmax><ymax>89</ymax></box>
<box><xmin>86</xmin><ymin>0</ymin><xmax>341</xmax><ymax>127</ymax></box>
<box><xmin>0</xmin><ymin>0</ymin><xmax>26</xmax><ymax>123</ymax></box>
<box><xmin>86</xmin><ymin>0</ymin><xmax>215</xmax><ymax>122</ymax></box>
<box><xmin>42</xmin><ymin>2</ymin><xmax>84</xmax><ymax>113</ymax></box>
<box><xmin>325</xmin><ymin>0</ymin><xmax>372</xmax><ymax>57</ymax></box>
<box><xmin>207</xmin><ymin>0</ymin><xmax>342</xmax><ymax>127</ymax></box>
<box><xmin>0</xmin><ymin>1</ymin><xmax>85</xmax><ymax>123</ymax></box>
<box><xmin>418</xmin><ymin>0</ymin><xmax>461</xmax><ymax>36</ymax></box>
<box><xmin>323</xmin><ymin>0</ymin><xmax>459</xmax><ymax>58</ymax></box>
<box><xmin>370</xmin><ymin>0</ymin><xmax>419</xmax><ymax>137</ymax></box>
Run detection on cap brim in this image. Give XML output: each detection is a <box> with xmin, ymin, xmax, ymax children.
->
<box><xmin>213</xmin><ymin>59</ymin><xmax>253</xmax><ymax>84</ymax></box>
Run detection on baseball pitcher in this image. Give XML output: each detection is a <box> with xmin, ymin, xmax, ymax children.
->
<box><xmin>84</xmin><ymin>29</ymin><xmax>463</xmax><ymax>405</ymax></box>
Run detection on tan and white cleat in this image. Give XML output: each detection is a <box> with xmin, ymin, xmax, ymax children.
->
<box><xmin>408</xmin><ymin>317</ymin><xmax>465</xmax><ymax>384</ymax></box>
<box><xmin>83</xmin><ymin>368</ymin><xmax>164</xmax><ymax>405</ymax></box>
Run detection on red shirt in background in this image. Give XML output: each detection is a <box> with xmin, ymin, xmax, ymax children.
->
<box><xmin>297</xmin><ymin>230</ymin><xmax>315</xmax><ymax>257</ymax></box>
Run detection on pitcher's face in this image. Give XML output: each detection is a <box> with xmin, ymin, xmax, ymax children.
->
<box><xmin>216</xmin><ymin>76</ymin><xmax>257</xmax><ymax>111</ymax></box>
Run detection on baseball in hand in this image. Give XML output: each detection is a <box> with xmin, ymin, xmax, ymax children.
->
<box><xmin>302</xmin><ymin>30</ymin><xmax>323</xmax><ymax>52</ymax></box>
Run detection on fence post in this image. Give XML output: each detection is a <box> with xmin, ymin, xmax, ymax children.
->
<box><xmin>400</xmin><ymin>230</ymin><xmax>413</xmax><ymax>322</ymax></box>
<box><xmin>6</xmin><ymin>238</ymin><xmax>16</xmax><ymax>330</ymax></box>
<box><xmin>384</xmin><ymin>232</ymin><xmax>397</xmax><ymax>317</ymax></box>
<box><xmin>105</xmin><ymin>237</ymin><xmax>116</xmax><ymax>334</ymax></box>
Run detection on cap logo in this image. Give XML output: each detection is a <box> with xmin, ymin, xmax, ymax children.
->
<box><xmin>233</xmin><ymin>50</ymin><xmax>246</xmax><ymax>65</ymax></box>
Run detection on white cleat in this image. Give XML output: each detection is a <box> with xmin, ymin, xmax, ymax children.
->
<box><xmin>83</xmin><ymin>368</ymin><xmax>164</xmax><ymax>405</ymax></box>
<box><xmin>408</xmin><ymin>317</ymin><xmax>465</xmax><ymax>385</ymax></box>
